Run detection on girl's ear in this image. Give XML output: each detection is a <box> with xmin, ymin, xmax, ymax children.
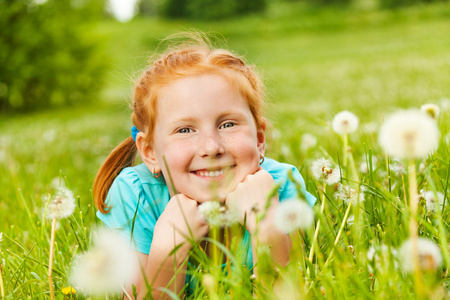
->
<box><xmin>135</xmin><ymin>132</ymin><xmax>161</xmax><ymax>172</ymax></box>
<box><xmin>257</xmin><ymin>119</ymin><xmax>266</xmax><ymax>154</ymax></box>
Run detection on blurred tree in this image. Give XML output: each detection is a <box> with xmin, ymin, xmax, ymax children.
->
<box><xmin>377</xmin><ymin>0</ymin><xmax>447</xmax><ymax>8</ymax></box>
<box><xmin>155</xmin><ymin>0</ymin><xmax>267</xmax><ymax>20</ymax></box>
<box><xmin>0</xmin><ymin>0</ymin><xmax>108</xmax><ymax>112</ymax></box>
<box><xmin>138</xmin><ymin>0</ymin><xmax>158</xmax><ymax>17</ymax></box>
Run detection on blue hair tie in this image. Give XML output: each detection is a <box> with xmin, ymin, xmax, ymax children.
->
<box><xmin>131</xmin><ymin>126</ymin><xmax>139</xmax><ymax>141</ymax></box>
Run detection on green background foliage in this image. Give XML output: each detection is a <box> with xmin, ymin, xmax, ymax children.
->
<box><xmin>0</xmin><ymin>1</ymin><xmax>449</xmax><ymax>298</ymax></box>
<box><xmin>154</xmin><ymin>0</ymin><xmax>267</xmax><ymax>20</ymax></box>
<box><xmin>0</xmin><ymin>0</ymin><xmax>107</xmax><ymax>112</ymax></box>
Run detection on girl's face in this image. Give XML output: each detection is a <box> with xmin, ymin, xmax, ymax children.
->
<box><xmin>147</xmin><ymin>74</ymin><xmax>265</xmax><ymax>203</ymax></box>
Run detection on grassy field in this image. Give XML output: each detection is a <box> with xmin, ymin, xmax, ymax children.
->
<box><xmin>1</xmin><ymin>2</ymin><xmax>449</xmax><ymax>299</ymax></box>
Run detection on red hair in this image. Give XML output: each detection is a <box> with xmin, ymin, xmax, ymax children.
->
<box><xmin>94</xmin><ymin>37</ymin><xmax>266</xmax><ymax>213</ymax></box>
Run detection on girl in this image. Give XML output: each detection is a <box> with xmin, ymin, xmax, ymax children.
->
<box><xmin>94</xmin><ymin>37</ymin><xmax>315</xmax><ymax>299</ymax></box>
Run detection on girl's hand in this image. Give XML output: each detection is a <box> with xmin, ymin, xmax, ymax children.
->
<box><xmin>144</xmin><ymin>195</ymin><xmax>209</xmax><ymax>300</ymax></box>
<box><xmin>226</xmin><ymin>168</ymin><xmax>279</xmax><ymax>235</ymax></box>
<box><xmin>153</xmin><ymin>194</ymin><xmax>209</xmax><ymax>252</ymax></box>
<box><xmin>225</xmin><ymin>169</ymin><xmax>291</xmax><ymax>267</ymax></box>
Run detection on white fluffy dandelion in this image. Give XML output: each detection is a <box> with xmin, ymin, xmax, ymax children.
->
<box><xmin>360</xmin><ymin>156</ymin><xmax>378</xmax><ymax>174</ymax></box>
<box><xmin>334</xmin><ymin>184</ymin><xmax>365</xmax><ymax>204</ymax></box>
<box><xmin>378</xmin><ymin>110</ymin><xmax>439</xmax><ymax>159</ymax></box>
<box><xmin>219</xmin><ymin>205</ymin><xmax>239</xmax><ymax>227</ymax></box>
<box><xmin>300</xmin><ymin>133</ymin><xmax>317</xmax><ymax>152</ymax></box>
<box><xmin>398</xmin><ymin>238</ymin><xmax>442</xmax><ymax>272</ymax></box>
<box><xmin>311</xmin><ymin>157</ymin><xmax>341</xmax><ymax>185</ymax></box>
<box><xmin>198</xmin><ymin>201</ymin><xmax>238</xmax><ymax>227</ymax></box>
<box><xmin>332</xmin><ymin>111</ymin><xmax>359</xmax><ymax>134</ymax></box>
<box><xmin>70</xmin><ymin>229</ymin><xmax>138</xmax><ymax>296</ymax></box>
<box><xmin>46</xmin><ymin>187</ymin><xmax>76</xmax><ymax>220</ymax></box>
<box><xmin>389</xmin><ymin>158</ymin><xmax>406</xmax><ymax>177</ymax></box>
<box><xmin>420</xmin><ymin>103</ymin><xmax>440</xmax><ymax>120</ymax></box>
<box><xmin>419</xmin><ymin>190</ymin><xmax>445</xmax><ymax>213</ymax></box>
<box><xmin>274</xmin><ymin>199</ymin><xmax>314</xmax><ymax>232</ymax></box>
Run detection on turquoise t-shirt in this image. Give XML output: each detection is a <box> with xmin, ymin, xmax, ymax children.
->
<box><xmin>97</xmin><ymin>158</ymin><xmax>315</xmax><ymax>255</ymax></box>
<box><xmin>97</xmin><ymin>158</ymin><xmax>315</xmax><ymax>293</ymax></box>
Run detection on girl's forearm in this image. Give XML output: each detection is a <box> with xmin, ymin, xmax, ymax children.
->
<box><xmin>253</xmin><ymin>222</ymin><xmax>291</xmax><ymax>266</ymax></box>
<box><xmin>248</xmin><ymin>199</ymin><xmax>291</xmax><ymax>267</ymax></box>
<box><xmin>140</xmin><ymin>242</ymin><xmax>191</xmax><ymax>299</ymax></box>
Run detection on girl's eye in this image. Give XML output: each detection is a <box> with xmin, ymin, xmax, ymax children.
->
<box><xmin>220</xmin><ymin>122</ymin><xmax>235</xmax><ymax>129</ymax></box>
<box><xmin>177</xmin><ymin>128</ymin><xmax>192</xmax><ymax>134</ymax></box>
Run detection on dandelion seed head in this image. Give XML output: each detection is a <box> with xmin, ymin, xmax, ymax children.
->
<box><xmin>389</xmin><ymin>158</ymin><xmax>406</xmax><ymax>176</ymax></box>
<box><xmin>419</xmin><ymin>190</ymin><xmax>445</xmax><ymax>213</ymax></box>
<box><xmin>219</xmin><ymin>205</ymin><xmax>239</xmax><ymax>227</ymax></box>
<box><xmin>379</xmin><ymin>110</ymin><xmax>439</xmax><ymax>159</ymax></box>
<box><xmin>360</xmin><ymin>156</ymin><xmax>378</xmax><ymax>174</ymax></box>
<box><xmin>198</xmin><ymin>201</ymin><xmax>238</xmax><ymax>227</ymax></box>
<box><xmin>332</xmin><ymin>111</ymin><xmax>359</xmax><ymax>134</ymax></box>
<box><xmin>420</xmin><ymin>103</ymin><xmax>440</xmax><ymax>120</ymax></box>
<box><xmin>399</xmin><ymin>238</ymin><xmax>442</xmax><ymax>272</ymax></box>
<box><xmin>335</xmin><ymin>184</ymin><xmax>365</xmax><ymax>204</ymax></box>
<box><xmin>300</xmin><ymin>133</ymin><xmax>317</xmax><ymax>152</ymax></box>
<box><xmin>311</xmin><ymin>158</ymin><xmax>341</xmax><ymax>185</ymax></box>
<box><xmin>70</xmin><ymin>229</ymin><xmax>138</xmax><ymax>295</ymax></box>
<box><xmin>274</xmin><ymin>199</ymin><xmax>314</xmax><ymax>232</ymax></box>
<box><xmin>46</xmin><ymin>187</ymin><xmax>76</xmax><ymax>220</ymax></box>
<box><xmin>198</xmin><ymin>201</ymin><xmax>221</xmax><ymax>227</ymax></box>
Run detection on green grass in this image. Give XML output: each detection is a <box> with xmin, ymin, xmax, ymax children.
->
<box><xmin>0</xmin><ymin>1</ymin><xmax>449</xmax><ymax>299</ymax></box>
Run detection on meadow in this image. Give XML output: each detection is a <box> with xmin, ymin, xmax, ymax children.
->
<box><xmin>0</xmin><ymin>1</ymin><xmax>449</xmax><ymax>299</ymax></box>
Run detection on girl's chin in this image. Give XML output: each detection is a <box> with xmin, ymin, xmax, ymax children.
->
<box><xmin>194</xmin><ymin>193</ymin><xmax>227</xmax><ymax>204</ymax></box>
<box><xmin>186</xmin><ymin>188</ymin><xmax>227</xmax><ymax>204</ymax></box>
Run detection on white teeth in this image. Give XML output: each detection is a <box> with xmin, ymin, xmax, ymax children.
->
<box><xmin>197</xmin><ymin>169</ymin><xmax>224</xmax><ymax>177</ymax></box>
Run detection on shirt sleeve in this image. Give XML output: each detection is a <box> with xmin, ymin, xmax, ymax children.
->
<box><xmin>278</xmin><ymin>165</ymin><xmax>316</xmax><ymax>206</ymax></box>
<box><xmin>262</xmin><ymin>158</ymin><xmax>316</xmax><ymax>206</ymax></box>
<box><xmin>96</xmin><ymin>168</ymin><xmax>155</xmax><ymax>254</ymax></box>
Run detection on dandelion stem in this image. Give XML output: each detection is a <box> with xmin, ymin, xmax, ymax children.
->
<box><xmin>48</xmin><ymin>218</ymin><xmax>57</xmax><ymax>300</ymax></box>
<box><xmin>324</xmin><ymin>201</ymin><xmax>352</xmax><ymax>268</ymax></box>
<box><xmin>308</xmin><ymin>183</ymin><xmax>326</xmax><ymax>263</ymax></box>
<box><xmin>0</xmin><ymin>261</ymin><xmax>5</xmax><ymax>298</ymax></box>
<box><xmin>343</xmin><ymin>133</ymin><xmax>348</xmax><ymax>168</ymax></box>
<box><xmin>347</xmin><ymin>150</ymin><xmax>359</xmax><ymax>183</ymax></box>
<box><xmin>407</xmin><ymin>160</ymin><xmax>424</xmax><ymax>297</ymax></box>
<box><xmin>211</xmin><ymin>226</ymin><xmax>220</xmax><ymax>268</ymax></box>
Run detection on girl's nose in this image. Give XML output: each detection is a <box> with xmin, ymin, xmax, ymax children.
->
<box><xmin>199</xmin><ymin>132</ymin><xmax>224</xmax><ymax>158</ymax></box>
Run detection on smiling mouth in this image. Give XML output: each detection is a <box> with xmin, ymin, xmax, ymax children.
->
<box><xmin>192</xmin><ymin>165</ymin><xmax>235</xmax><ymax>178</ymax></box>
